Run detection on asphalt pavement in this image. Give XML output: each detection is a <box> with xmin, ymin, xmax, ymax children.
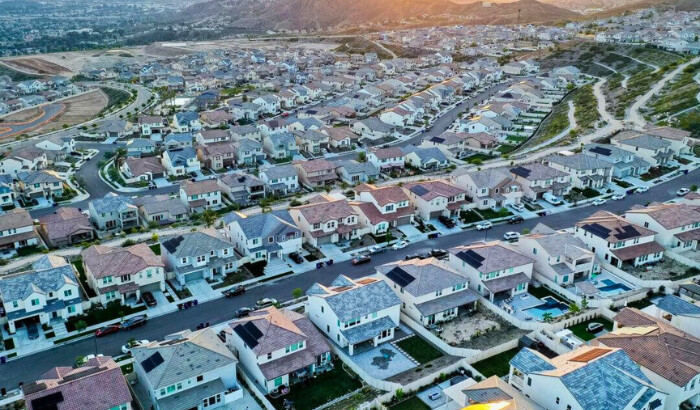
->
<box><xmin>2</xmin><ymin>167</ymin><xmax>697</xmax><ymax>389</ymax></box>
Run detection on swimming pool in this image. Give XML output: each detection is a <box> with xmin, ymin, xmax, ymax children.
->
<box><xmin>597</xmin><ymin>279</ymin><xmax>632</xmax><ymax>296</ymax></box>
<box><xmin>524</xmin><ymin>296</ymin><xmax>569</xmax><ymax>321</ymax></box>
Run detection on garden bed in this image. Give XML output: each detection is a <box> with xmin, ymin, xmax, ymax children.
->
<box><xmin>65</xmin><ymin>301</ymin><xmax>147</xmax><ymax>332</ymax></box>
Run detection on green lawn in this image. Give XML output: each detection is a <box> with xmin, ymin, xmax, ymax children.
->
<box><xmin>567</xmin><ymin>317</ymin><xmax>614</xmax><ymax>341</ymax></box>
<box><xmin>528</xmin><ymin>285</ymin><xmax>570</xmax><ymax>304</ymax></box>
<box><xmin>65</xmin><ymin>301</ymin><xmax>147</xmax><ymax>332</ymax></box>
<box><xmin>460</xmin><ymin>210</ymin><xmax>483</xmax><ymax>224</ymax></box>
<box><xmin>149</xmin><ymin>244</ymin><xmax>161</xmax><ymax>255</ymax></box>
<box><xmin>471</xmin><ymin>347</ymin><xmax>521</xmax><ymax>377</ymax></box>
<box><xmin>395</xmin><ymin>336</ymin><xmax>443</xmax><ymax>364</ymax></box>
<box><xmin>268</xmin><ymin>362</ymin><xmax>362</xmax><ymax>410</ymax></box>
<box><xmin>388</xmin><ymin>396</ymin><xmax>430</xmax><ymax>410</ymax></box>
<box><xmin>479</xmin><ymin>207</ymin><xmax>512</xmax><ymax>220</ymax></box>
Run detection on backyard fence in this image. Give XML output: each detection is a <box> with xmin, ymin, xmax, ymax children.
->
<box><xmin>399</xmin><ymin>313</ymin><xmax>479</xmax><ymax>358</ymax></box>
<box><xmin>236</xmin><ymin>365</ymin><xmax>276</xmax><ymax>410</ymax></box>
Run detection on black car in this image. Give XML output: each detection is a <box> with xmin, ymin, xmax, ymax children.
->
<box><xmin>27</xmin><ymin>323</ymin><xmax>39</xmax><ymax>340</ymax></box>
<box><xmin>351</xmin><ymin>255</ymin><xmax>371</xmax><ymax>265</ymax></box>
<box><xmin>405</xmin><ymin>252</ymin><xmax>429</xmax><ymax>261</ymax></box>
<box><xmin>288</xmin><ymin>252</ymin><xmax>304</xmax><ymax>264</ymax></box>
<box><xmin>508</xmin><ymin>215</ymin><xmax>525</xmax><ymax>224</ymax></box>
<box><xmin>224</xmin><ymin>285</ymin><xmax>245</xmax><ymax>297</ymax></box>
<box><xmin>141</xmin><ymin>292</ymin><xmax>157</xmax><ymax>307</ymax></box>
<box><xmin>438</xmin><ymin>215</ymin><xmax>456</xmax><ymax>228</ymax></box>
<box><xmin>235</xmin><ymin>307</ymin><xmax>253</xmax><ymax>318</ymax></box>
<box><xmin>121</xmin><ymin>315</ymin><xmax>148</xmax><ymax>330</ymax></box>
<box><xmin>430</xmin><ymin>249</ymin><xmax>448</xmax><ymax>258</ymax></box>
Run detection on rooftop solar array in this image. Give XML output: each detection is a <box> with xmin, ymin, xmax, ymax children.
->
<box><xmin>162</xmin><ymin>236</ymin><xmax>184</xmax><ymax>253</ymax></box>
<box><xmin>234</xmin><ymin>321</ymin><xmax>263</xmax><ymax>349</ymax></box>
<box><xmin>409</xmin><ymin>185</ymin><xmax>429</xmax><ymax>196</ymax></box>
<box><xmin>614</xmin><ymin>225</ymin><xmax>640</xmax><ymax>240</ymax></box>
<box><xmin>141</xmin><ymin>351</ymin><xmax>164</xmax><ymax>373</ymax></box>
<box><xmin>430</xmin><ymin>136</ymin><xmax>445</xmax><ymax>144</ymax></box>
<box><xmin>31</xmin><ymin>392</ymin><xmax>64</xmax><ymax>410</ymax></box>
<box><xmin>456</xmin><ymin>250</ymin><xmax>484</xmax><ymax>269</ymax></box>
<box><xmin>386</xmin><ymin>267</ymin><xmax>415</xmax><ymax>288</ymax></box>
<box><xmin>589</xmin><ymin>146</ymin><xmax>612</xmax><ymax>156</ymax></box>
<box><xmin>582</xmin><ymin>223</ymin><xmax>611</xmax><ymax>239</ymax></box>
<box><xmin>570</xmin><ymin>348</ymin><xmax>611</xmax><ymax>363</ymax></box>
<box><xmin>510</xmin><ymin>166</ymin><xmax>531</xmax><ymax>178</ymax></box>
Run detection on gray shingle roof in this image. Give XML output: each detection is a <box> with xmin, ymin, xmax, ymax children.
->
<box><xmin>655</xmin><ymin>295</ymin><xmax>700</xmax><ymax>316</ymax></box>
<box><xmin>90</xmin><ymin>194</ymin><xmax>135</xmax><ymax>214</ymax></box>
<box><xmin>161</xmin><ymin>230</ymin><xmax>233</xmax><ymax>258</ymax></box>
<box><xmin>261</xmin><ymin>164</ymin><xmax>297</xmax><ymax>180</ymax></box>
<box><xmin>545</xmin><ymin>153</ymin><xmax>613</xmax><ymax>171</ymax></box>
<box><xmin>341</xmin><ymin>316</ymin><xmax>397</xmax><ymax>344</ymax></box>
<box><xmin>0</xmin><ymin>265</ymin><xmax>78</xmax><ymax>302</ymax></box>
<box><xmin>377</xmin><ymin>258</ymin><xmax>468</xmax><ymax>297</ymax></box>
<box><xmin>222</xmin><ymin>210</ymin><xmax>299</xmax><ymax>241</ymax></box>
<box><xmin>319</xmin><ymin>277</ymin><xmax>400</xmax><ymax>322</ymax></box>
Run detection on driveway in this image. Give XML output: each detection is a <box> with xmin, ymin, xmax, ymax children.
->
<box><xmin>146</xmin><ymin>291</ymin><xmax>176</xmax><ymax>316</ymax></box>
<box><xmin>186</xmin><ymin>279</ymin><xmax>219</xmax><ymax>303</ymax></box>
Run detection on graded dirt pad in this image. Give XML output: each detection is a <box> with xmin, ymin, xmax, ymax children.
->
<box><xmin>0</xmin><ymin>107</ymin><xmax>45</xmax><ymax>123</ymax></box>
<box><xmin>144</xmin><ymin>43</ymin><xmax>193</xmax><ymax>57</ymax></box>
<box><xmin>3</xmin><ymin>58</ymin><xmax>72</xmax><ymax>75</ymax></box>
<box><xmin>26</xmin><ymin>89</ymin><xmax>108</xmax><ymax>135</ymax></box>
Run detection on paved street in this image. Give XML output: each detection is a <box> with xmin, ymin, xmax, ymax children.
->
<box><xmin>1</xmin><ymin>167</ymin><xmax>696</xmax><ymax>389</ymax></box>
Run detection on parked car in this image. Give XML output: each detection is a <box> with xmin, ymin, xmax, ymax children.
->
<box><xmin>476</xmin><ymin>221</ymin><xmax>492</xmax><ymax>231</ymax></box>
<box><xmin>121</xmin><ymin>339</ymin><xmax>149</xmax><ymax>354</ymax></box>
<box><xmin>405</xmin><ymin>252</ymin><xmax>429</xmax><ymax>260</ymax></box>
<box><xmin>611</xmin><ymin>192</ymin><xmax>626</xmax><ymax>200</ymax></box>
<box><xmin>95</xmin><ymin>324</ymin><xmax>120</xmax><ymax>337</ymax></box>
<box><xmin>635</xmin><ymin>186</ymin><xmax>649</xmax><ymax>193</ymax></box>
<box><xmin>27</xmin><ymin>323</ymin><xmax>39</xmax><ymax>340</ymax></box>
<box><xmin>543</xmin><ymin>192</ymin><xmax>563</xmax><ymax>205</ymax></box>
<box><xmin>368</xmin><ymin>245</ymin><xmax>386</xmax><ymax>255</ymax></box>
<box><xmin>141</xmin><ymin>291</ymin><xmax>157</xmax><ymax>307</ymax></box>
<box><xmin>352</xmin><ymin>255</ymin><xmax>371</xmax><ymax>265</ymax></box>
<box><xmin>503</xmin><ymin>231</ymin><xmax>520</xmax><ymax>241</ymax></box>
<box><xmin>121</xmin><ymin>315</ymin><xmax>148</xmax><ymax>331</ymax></box>
<box><xmin>429</xmin><ymin>249</ymin><xmax>448</xmax><ymax>258</ymax></box>
<box><xmin>0</xmin><ymin>248</ymin><xmax>17</xmax><ymax>260</ymax></box>
<box><xmin>592</xmin><ymin>198</ymin><xmax>607</xmax><ymax>206</ymax></box>
<box><xmin>256</xmin><ymin>298</ymin><xmax>277</xmax><ymax>308</ymax></box>
<box><xmin>507</xmin><ymin>215</ymin><xmax>524</xmax><ymax>224</ymax></box>
<box><xmin>438</xmin><ymin>215</ymin><xmax>456</xmax><ymax>228</ymax></box>
<box><xmin>586</xmin><ymin>322</ymin><xmax>605</xmax><ymax>334</ymax></box>
<box><xmin>235</xmin><ymin>307</ymin><xmax>253</xmax><ymax>318</ymax></box>
<box><xmin>288</xmin><ymin>252</ymin><xmax>304</xmax><ymax>264</ymax></box>
<box><xmin>392</xmin><ymin>240</ymin><xmax>409</xmax><ymax>250</ymax></box>
<box><xmin>428</xmin><ymin>392</ymin><xmax>442</xmax><ymax>401</ymax></box>
<box><xmin>677</xmin><ymin>188</ymin><xmax>690</xmax><ymax>196</ymax></box>
<box><xmin>224</xmin><ymin>285</ymin><xmax>245</xmax><ymax>297</ymax></box>
<box><xmin>510</xmin><ymin>203</ymin><xmax>525</xmax><ymax>212</ymax></box>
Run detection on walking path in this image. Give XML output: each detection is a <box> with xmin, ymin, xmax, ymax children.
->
<box><xmin>612</xmin><ymin>52</ymin><xmax>660</xmax><ymax>72</ymax></box>
<box><xmin>371</xmin><ymin>39</ymin><xmax>397</xmax><ymax>59</ymax></box>
<box><xmin>519</xmin><ymin>100</ymin><xmax>576</xmax><ymax>154</ymax></box>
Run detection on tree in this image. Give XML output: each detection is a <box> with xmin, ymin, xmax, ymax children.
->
<box><xmin>581</xmin><ymin>298</ymin><xmax>589</xmax><ymax>310</ymax></box>
<box><xmin>75</xmin><ymin>320</ymin><xmax>88</xmax><ymax>332</ymax></box>
<box><xmin>202</xmin><ymin>209</ymin><xmax>217</xmax><ymax>228</ymax></box>
<box><xmin>357</xmin><ymin>151</ymin><xmax>367</xmax><ymax>163</ymax></box>
<box><xmin>151</xmin><ymin>233</ymin><xmax>159</xmax><ymax>242</ymax></box>
<box><xmin>691</xmin><ymin>184</ymin><xmax>698</xmax><ymax>192</ymax></box>
<box><xmin>292</xmin><ymin>287</ymin><xmax>303</xmax><ymax>299</ymax></box>
<box><xmin>568</xmin><ymin>302</ymin><xmax>580</xmax><ymax>314</ymax></box>
<box><xmin>542</xmin><ymin>312</ymin><xmax>553</xmax><ymax>323</ymax></box>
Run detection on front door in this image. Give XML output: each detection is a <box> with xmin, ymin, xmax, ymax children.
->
<box><xmin>427</xmin><ymin>315</ymin><xmax>436</xmax><ymax>325</ymax></box>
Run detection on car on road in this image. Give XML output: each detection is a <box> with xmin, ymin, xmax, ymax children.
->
<box><xmin>611</xmin><ymin>192</ymin><xmax>626</xmax><ymax>200</ymax></box>
<box><xmin>256</xmin><ymin>298</ymin><xmax>277</xmax><ymax>308</ymax></box>
<box><xmin>677</xmin><ymin>188</ymin><xmax>690</xmax><ymax>196</ymax></box>
<box><xmin>288</xmin><ymin>252</ymin><xmax>304</xmax><ymax>264</ymax></box>
<box><xmin>95</xmin><ymin>324</ymin><xmax>120</xmax><ymax>337</ymax></box>
<box><xmin>430</xmin><ymin>249</ymin><xmax>448</xmax><ymax>259</ymax></box>
<box><xmin>476</xmin><ymin>221</ymin><xmax>492</xmax><ymax>231</ymax></box>
<box><xmin>235</xmin><ymin>307</ymin><xmax>254</xmax><ymax>318</ymax></box>
<box><xmin>438</xmin><ymin>215</ymin><xmax>456</xmax><ymax>228</ymax></box>
<box><xmin>405</xmin><ymin>252</ymin><xmax>429</xmax><ymax>261</ymax></box>
<box><xmin>503</xmin><ymin>232</ymin><xmax>520</xmax><ymax>241</ymax></box>
<box><xmin>592</xmin><ymin>198</ymin><xmax>607</xmax><ymax>206</ymax></box>
<box><xmin>141</xmin><ymin>291</ymin><xmax>157</xmax><ymax>307</ymax></box>
<box><xmin>635</xmin><ymin>186</ymin><xmax>649</xmax><ymax>193</ymax></box>
<box><xmin>508</xmin><ymin>215</ymin><xmax>524</xmax><ymax>224</ymax></box>
<box><xmin>543</xmin><ymin>192</ymin><xmax>563</xmax><ymax>205</ymax></box>
<box><xmin>121</xmin><ymin>339</ymin><xmax>149</xmax><ymax>354</ymax></box>
<box><xmin>121</xmin><ymin>315</ymin><xmax>148</xmax><ymax>331</ymax></box>
<box><xmin>510</xmin><ymin>203</ymin><xmax>525</xmax><ymax>212</ymax></box>
<box><xmin>27</xmin><ymin>323</ymin><xmax>39</xmax><ymax>340</ymax></box>
<box><xmin>352</xmin><ymin>255</ymin><xmax>371</xmax><ymax>265</ymax></box>
<box><xmin>392</xmin><ymin>240</ymin><xmax>409</xmax><ymax>250</ymax></box>
<box><xmin>368</xmin><ymin>245</ymin><xmax>386</xmax><ymax>255</ymax></box>
<box><xmin>224</xmin><ymin>285</ymin><xmax>245</xmax><ymax>297</ymax></box>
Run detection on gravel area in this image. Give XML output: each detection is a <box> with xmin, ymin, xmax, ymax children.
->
<box><xmin>440</xmin><ymin>307</ymin><xmax>528</xmax><ymax>350</ymax></box>
<box><xmin>629</xmin><ymin>258</ymin><xmax>696</xmax><ymax>280</ymax></box>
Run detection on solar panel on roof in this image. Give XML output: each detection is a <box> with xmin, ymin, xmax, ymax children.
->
<box><xmin>233</xmin><ymin>322</ymin><xmax>262</xmax><ymax>349</ymax></box>
<box><xmin>582</xmin><ymin>223</ymin><xmax>611</xmax><ymax>239</ymax></box>
<box><xmin>456</xmin><ymin>250</ymin><xmax>484</xmax><ymax>269</ymax></box>
<box><xmin>409</xmin><ymin>185</ymin><xmax>429</xmax><ymax>196</ymax></box>
<box><xmin>386</xmin><ymin>267</ymin><xmax>415</xmax><ymax>288</ymax></box>
<box><xmin>589</xmin><ymin>146</ymin><xmax>612</xmax><ymax>156</ymax></box>
<box><xmin>430</xmin><ymin>137</ymin><xmax>445</xmax><ymax>143</ymax></box>
<box><xmin>162</xmin><ymin>236</ymin><xmax>184</xmax><ymax>253</ymax></box>
<box><xmin>31</xmin><ymin>392</ymin><xmax>64</xmax><ymax>410</ymax></box>
<box><xmin>510</xmin><ymin>166</ymin><xmax>531</xmax><ymax>178</ymax></box>
<box><xmin>614</xmin><ymin>225</ymin><xmax>640</xmax><ymax>240</ymax></box>
<box><xmin>141</xmin><ymin>351</ymin><xmax>164</xmax><ymax>373</ymax></box>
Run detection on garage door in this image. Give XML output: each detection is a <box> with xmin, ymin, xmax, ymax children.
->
<box><xmin>141</xmin><ymin>282</ymin><xmax>161</xmax><ymax>292</ymax></box>
<box><xmin>184</xmin><ymin>270</ymin><xmax>204</xmax><ymax>282</ymax></box>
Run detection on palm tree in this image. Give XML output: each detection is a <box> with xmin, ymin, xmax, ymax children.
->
<box><xmin>581</xmin><ymin>298</ymin><xmax>589</xmax><ymax>310</ymax></box>
<box><xmin>568</xmin><ymin>302</ymin><xmax>580</xmax><ymax>314</ymax></box>
<box><xmin>542</xmin><ymin>312</ymin><xmax>553</xmax><ymax>323</ymax></box>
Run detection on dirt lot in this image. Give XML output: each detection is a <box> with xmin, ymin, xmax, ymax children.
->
<box><xmin>1</xmin><ymin>107</ymin><xmax>45</xmax><ymax>123</ymax></box>
<box><xmin>26</xmin><ymin>89</ymin><xmax>108</xmax><ymax>135</ymax></box>
<box><xmin>440</xmin><ymin>307</ymin><xmax>529</xmax><ymax>350</ymax></box>
<box><xmin>2</xmin><ymin>58</ymin><xmax>72</xmax><ymax>75</ymax></box>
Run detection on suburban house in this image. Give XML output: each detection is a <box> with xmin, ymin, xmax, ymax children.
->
<box><xmin>543</xmin><ymin>153</ymin><xmax>613</xmax><ymax>190</ymax></box>
<box><xmin>161</xmin><ymin>147</ymin><xmax>201</xmax><ymax>176</ymax></box>
<box><xmin>508</xmin><ymin>346</ymin><xmax>666</xmax><ymax>410</ymax></box>
<box><xmin>89</xmin><ymin>194</ymin><xmax>139</xmax><ymax>230</ymax></box>
<box><xmin>122</xmin><ymin>157</ymin><xmax>166</xmax><ymax>183</ymax></box>
<box><xmin>225</xmin><ymin>307</ymin><xmax>332</xmax><ymax>394</ymax></box>
<box><xmin>367</xmin><ymin>146</ymin><xmax>405</xmax><ymax>171</ymax></box>
<box><xmin>624</xmin><ymin>202</ymin><xmax>700</xmax><ymax>253</ymax></box>
<box><xmin>351</xmin><ymin>184</ymin><xmax>413</xmax><ymax>234</ymax></box>
<box><xmin>583</xmin><ymin>143</ymin><xmax>652</xmax><ymax>179</ymax></box>
<box><xmin>289</xmin><ymin>197</ymin><xmax>361</xmax><ymax>246</ymax></box>
<box><xmin>161</xmin><ymin>230</ymin><xmax>239</xmax><ymax>286</ymax></box>
<box><xmin>179</xmin><ymin>179</ymin><xmax>222</xmax><ymax>213</ymax></box>
<box><xmin>508</xmin><ymin>163</ymin><xmax>571</xmax><ymax>201</ymax></box>
<box><xmin>139</xmin><ymin>115</ymin><xmax>166</xmax><ymax>136</ymax></box>
<box><xmin>574</xmin><ymin>211</ymin><xmax>665</xmax><ymax>268</ymax></box>
<box><xmin>133</xmin><ymin>195</ymin><xmax>189</xmax><ymax>226</ymax></box>
<box><xmin>81</xmin><ymin>243</ymin><xmax>165</xmax><ymax>305</ymax></box>
<box><xmin>172</xmin><ymin>111</ymin><xmax>202</xmax><ymax>133</ymax></box>
<box><xmin>352</xmin><ymin>117</ymin><xmax>396</xmax><ymax>141</ymax></box>
<box><xmin>335</xmin><ymin>160</ymin><xmax>379</xmax><ymax>184</ymax></box>
<box><xmin>218</xmin><ymin>173</ymin><xmax>265</xmax><ymax>205</ymax></box>
<box><xmin>595</xmin><ymin>308</ymin><xmax>699</xmax><ymax>410</ymax></box>
<box><xmin>402</xmin><ymin>146</ymin><xmax>450</xmax><ymax>170</ymax></box>
<box><xmin>196</xmin><ymin>142</ymin><xmax>237</xmax><ymax>171</ymax></box>
<box><xmin>448</xmin><ymin>241</ymin><xmax>534</xmax><ymax>302</ymax></box>
<box><xmin>259</xmin><ymin>164</ymin><xmax>299</xmax><ymax>196</ymax></box>
<box><xmin>517</xmin><ymin>223</ymin><xmax>597</xmax><ymax>286</ymax></box>
<box><xmin>453</xmin><ymin>167</ymin><xmax>523</xmax><ymax>210</ymax></box>
<box><xmin>403</xmin><ymin>180</ymin><xmax>469</xmax><ymax>220</ymax></box>
<box><xmin>612</xmin><ymin>132</ymin><xmax>675</xmax><ymax>167</ymax></box>
<box><xmin>0</xmin><ymin>208</ymin><xmax>41</xmax><ymax>252</ymax></box>
<box><xmin>233</xmin><ymin>138</ymin><xmax>265</xmax><ymax>166</ymax></box>
<box><xmin>132</xmin><ymin>328</ymin><xmax>243</xmax><ymax>410</ymax></box>
<box><xmin>306</xmin><ymin>275</ymin><xmax>401</xmax><ymax>355</ymax></box>
<box><xmin>15</xmin><ymin>170</ymin><xmax>64</xmax><ymax>201</ymax></box>
<box><xmin>444</xmin><ymin>375</ymin><xmax>541</xmax><ymax>410</ymax></box>
<box><xmin>294</xmin><ymin>159</ymin><xmax>338</xmax><ymax>188</ymax></box>
<box><xmin>38</xmin><ymin>207</ymin><xmax>95</xmax><ymax>248</ymax></box>
<box><xmin>196</xmin><ymin>129</ymin><xmax>232</xmax><ymax>145</ymax></box>
<box><xmin>421</xmin><ymin>131</ymin><xmax>497</xmax><ymax>159</ymax></box>
<box><xmin>222</xmin><ymin>210</ymin><xmax>302</xmax><ymax>263</ymax></box>
<box><xmin>376</xmin><ymin>258</ymin><xmax>479</xmax><ymax>326</ymax></box>
<box><xmin>643</xmin><ymin>294</ymin><xmax>700</xmax><ymax>339</ymax></box>
<box><xmin>163</xmin><ymin>132</ymin><xmax>194</xmax><ymax>149</ymax></box>
<box><xmin>263</xmin><ymin>132</ymin><xmax>299</xmax><ymax>160</ymax></box>
<box><xmin>0</xmin><ymin>263</ymin><xmax>82</xmax><ymax>334</ymax></box>
<box><xmin>126</xmin><ymin>138</ymin><xmax>157</xmax><ymax>158</ymax></box>
<box><xmin>23</xmin><ymin>356</ymin><xmax>132</xmax><ymax>410</ymax></box>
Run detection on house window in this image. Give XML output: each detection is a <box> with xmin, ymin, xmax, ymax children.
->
<box><xmin>67</xmin><ymin>305</ymin><xmax>76</xmax><ymax>314</ymax></box>
<box><xmin>181</xmin><ymin>257</ymin><xmax>188</xmax><ymax>264</ymax></box>
<box><xmin>31</xmin><ymin>298</ymin><xmax>40</xmax><ymax>306</ymax></box>
<box><xmin>103</xmin><ymin>276</ymin><xmax>113</xmax><ymax>284</ymax></box>
<box><xmin>64</xmin><ymin>289</ymin><xmax>72</xmax><ymax>297</ymax></box>
<box><xmin>267</xmin><ymin>352</ymin><xmax>272</xmax><ymax>360</ymax></box>
<box><xmin>556</xmin><ymin>397</ymin><xmax>560</xmax><ymax>404</ymax></box>
<box><xmin>197</xmin><ymin>375</ymin><xmax>204</xmax><ymax>382</ymax></box>
<box><xmin>268</xmin><ymin>237</ymin><xmax>274</xmax><ymax>244</ymax></box>
<box><xmin>527</xmin><ymin>377</ymin><xmax>532</xmax><ymax>386</ymax></box>
<box><xmin>12</xmin><ymin>301</ymin><xmax>18</xmax><ymax>308</ymax></box>
<box><xmin>196</xmin><ymin>255</ymin><xmax>206</xmax><ymax>263</ymax></box>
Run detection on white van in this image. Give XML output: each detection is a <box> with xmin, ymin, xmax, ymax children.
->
<box><xmin>543</xmin><ymin>192</ymin><xmax>563</xmax><ymax>205</ymax></box>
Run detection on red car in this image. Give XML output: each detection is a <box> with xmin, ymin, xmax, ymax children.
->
<box><xmin>95</xmin><ymin>324</ymin><xmax>120</xmax><ymax>337</ymax></box>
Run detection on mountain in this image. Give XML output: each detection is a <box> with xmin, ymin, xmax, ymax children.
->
<box><xmin>175</xmin><ymin>0</ymin><xmax>579</xmax><ymax>31</ymax></box>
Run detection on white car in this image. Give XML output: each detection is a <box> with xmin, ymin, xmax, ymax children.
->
<box><xmin>677</xmin><ymin>188</ymin><xmax>690</xmax><ymax>196</ymax></box>
<box><xmin>503</xmin><ymin>231</ymin><xmax>520</xmax><ymax>241</ymax></box>
<box><xmin>592</xmin><ymin>198</ymin><xmax>607</xmax><ymax>206</ymax></box>
<box><xmin>611</xmin><ymin>193</ymin><xmax>626</xmax><ymax>200</ymax></box>
<box><xmin>476</xmin><ymin>221</ymin><xmax>492</xmax><ymax>231</ymax></box>
<box><xmin>392</xmin><ymin>240</ymin><xmax>409</xmax><ymax>250</ymax></box>
<box><xmin>543</xmin><ymin>192</ymin><xmax>563</xmax><ymax>205</ymax></box>
<box><xmin>121</xmin><ymin>340</ymin><xmax>149</xmax><ymax>354</ymax></box>
<box><xmin>510</xmin><ymin>203</ymin><xmax>525</xmax><ymax>212</ymax></box>
<box><xmin>635</xmin><ymin>186</ymin><xmax>649</xmax><ymax>193</ymax></box>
